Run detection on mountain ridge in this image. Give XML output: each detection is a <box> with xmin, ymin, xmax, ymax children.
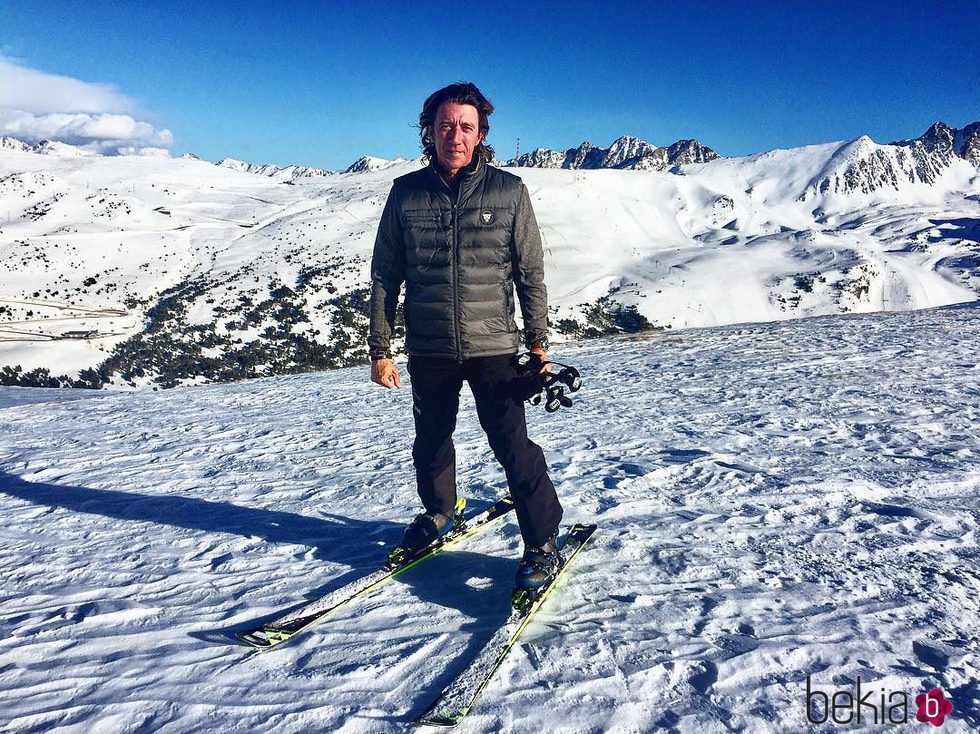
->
<box><xmin>4</xmin><ymin>120</ymin><xmax>978</xmax><ymax>187</ymax></box>
<box><xmin>502</xmin><ymin>135</ymin><xmax>719</xmax><ymax>171</ymax></box>
<box><xmin>1</xmin><ymin>120</ymin><xmax>978</xmax><ymax>389</ymax></box>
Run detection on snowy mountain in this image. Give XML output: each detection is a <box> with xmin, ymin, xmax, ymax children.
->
<box><xmin>216</xmin><ymin>157</ymin><xmax>333</xmax><ymax>179</ymax></box>
<box><xmin>953</xmin><ymin>121</ymin><xmax>980</xmax><ymax>166</ymax></box>
<box><xmin>667</xmin><ymin>138</ymin><xmax>718</xmax><ymax>167</ymax></box>
<box><xmin>216</xmin><ymin>154</ymin><xmax>410</xmax><ymax>177</ymax></box>
<box><xmin>343</xmin><ymin>155</ymin><xmax>411</xmax><ymax>174</ymax></box>
<box><xmin>32</xmin><ymin>139</ymin><xmax>96</xmax><ymax>157</ymax></box>
<box><xmin>508</xmin><ymin>135</ymin><xmax>719</xmax><ymax>171</ymax></box>
<box><xmin>804</xmin><ymin>122</ymin><xmax>980</xmax><ymax>196</ymax></box>
<box><xmin>0</xmin><ymin>136</ymin><xmax>32</xmax><ymax>153</ymax></box>
<box><xmin>1</xmin><ymin>302</ymin><xmax>978</xmax><ymax>731</ymax></box>
<box><xmin>0</xmin><ymin>122</ymin><xmax>978</xmax><ymax>389</ymax></box>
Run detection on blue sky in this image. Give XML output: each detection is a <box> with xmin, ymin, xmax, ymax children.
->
<box><xmin>2</xmin><ymin>0</ymin><xmax>978</xmax><ymax>168</ymax></box>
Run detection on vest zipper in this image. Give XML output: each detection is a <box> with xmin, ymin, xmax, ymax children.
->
<box><xmin>451</xmin><ymin>198</ymin><xmax>462</xmax><ymax>364</ymax></box>
<box><xmin>433</xmin><ymin>163</ymin><xmax>469</xmax><ymax>364</ymax></box>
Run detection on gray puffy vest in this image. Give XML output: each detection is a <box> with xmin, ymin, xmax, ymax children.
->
<box><xmin>368</xmin><ymin>157</ymin><xmax>548</xmax><ymax>362</ymax></box>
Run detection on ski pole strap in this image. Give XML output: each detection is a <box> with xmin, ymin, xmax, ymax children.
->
<box><xmin>510</xmin><ymin>352</ymin><xmax>583</xmax><ymax>413</ymax></box>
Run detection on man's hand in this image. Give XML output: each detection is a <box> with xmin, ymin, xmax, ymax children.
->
<box><xmin>530</xmin><ymin>343</ymin><xmax>551</xmax><ymax>373</ymax></box>
<box><xmin>371</xmin><ymin>358</ymin><xmax>402</xmax><ymax>389</ymax></box>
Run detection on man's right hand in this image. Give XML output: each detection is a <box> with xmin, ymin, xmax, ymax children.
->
<box><xmin>371</xmin><ymin>358</ymin><xmax>402</xmax><ymax>389</ymax></box>
<box><xmin>530</xmin><ymin>342</ymin><xmax>551</xmax><ymax>375</ymax></box>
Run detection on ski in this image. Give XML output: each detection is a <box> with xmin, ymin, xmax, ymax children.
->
<box><xmin>416</xmin><ymin>523</ymin><xmax>597</xmax><ymax>728</ymax></box>
<box><xmin>237</xmin><ymin>496</ymin><xmax>516</xmax><ymax>650</ymax></box>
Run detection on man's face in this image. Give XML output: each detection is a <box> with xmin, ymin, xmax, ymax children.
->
<box><xmin>431</xmin><ymin>101</ymin><xmax>483</xmax><ymax>175</ymax></box>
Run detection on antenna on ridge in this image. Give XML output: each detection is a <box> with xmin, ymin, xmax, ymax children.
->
<box><xmin>515</xmin><ymin>137</ymin><xmax>520</xmax><ymax>162</ymax></box>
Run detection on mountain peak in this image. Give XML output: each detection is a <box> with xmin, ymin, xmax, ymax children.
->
<box><xmin>954</xmin><ymin>121</ymin><xmax>980</xmax><ymax>167</ymax></box>
<box><xmin>217</xmin><ymin>157</ymin><xmax>250</xmax><ymax>170</ymax></box>
<box><xmin>666</xmin><ymin>139</ymin><xmax>719</xmax><ymax>167</ymax></box>
<box><xmin>805</xmin><ymin>120</ymin><xmax>980</xmax><ymax>197</ymax></box>
<box><xmin>925</xmin><ymin>120</ymin><xmax>953</xmax><ymax>136</ymax></box>
<box><xmin>33</xmin><ymin>139</ymin><xmax>94</xmax><ymax>157</ymax></box>
<box><xmin>504</xmin><ymin>136</ymin><xmax>718</xmax><ymax>171</ymax></box>
<box><xmin>216</xmin><ymin>157</ymin><xmax>333</xmax><ymax>179</ymax></box>
<box><xmin>918</xmin><ymin>121</ymin><xmax>955</xmax><ymax>153</ymax></box>
<box><xmin>343</xmin><ymin>156</ymin><xmax>407</xmax><ymax>174</ymax></box>
<box><xmin>1</xmin><ymin>136</ymin><xmax>33</xmax><ymax>153</ymax></box>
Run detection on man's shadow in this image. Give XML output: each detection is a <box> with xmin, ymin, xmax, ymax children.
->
<box><xmin>0</xmin><ymin>471</ymin><xmax>514</xmax><ymax>644</ymax></box>
<box><xmin>0</xmin><ymin>471</ymin><xmax>404</xmax><ymax>636</ymax></box>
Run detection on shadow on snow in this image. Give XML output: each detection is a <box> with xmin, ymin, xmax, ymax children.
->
<box><xmin>0</xmin><ymin>471</ymin><xmax>520</xmax><ymax>669</ymax></box>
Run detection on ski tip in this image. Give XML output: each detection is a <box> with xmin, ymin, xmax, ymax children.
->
<box><xmin>416</xmin><ymin>709</ymin><xmax>466</xmax><ymax>728</ymax></box>
<box><xmin>236</xmin><ymin>626</ymin><xmax>292</xmax><ymax>650</ymax></box>
<box><xmin>236</xmin><ymin>631</ymin><xmax>272</xmax><ymax>650</ymax></box>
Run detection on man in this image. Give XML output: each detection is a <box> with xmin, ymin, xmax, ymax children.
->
<box><xmin>367</xmin><ymin>81</ymin><xmax>563</xmax><ymax>590</ymax></box>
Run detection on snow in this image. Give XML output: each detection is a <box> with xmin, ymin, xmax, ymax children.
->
<box><xmin>2</xmin><ymin>137</ymin><xmax>978</xmax><ymax>385</ymax></box>
<box><xmin>1</xmin><ymin>302</ymin><xmax>978</xmax><ymax>732</ymax></box>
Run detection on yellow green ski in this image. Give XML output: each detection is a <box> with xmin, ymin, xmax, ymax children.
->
<box><xmin>416</xmin><ymin>523</ymin><xmax>597</xmax><ymax>727</ymax></box>
<box><xmin>237</xmin><ymin>497</ymin><xmax>515</xmax><ymax>650</ymax></box>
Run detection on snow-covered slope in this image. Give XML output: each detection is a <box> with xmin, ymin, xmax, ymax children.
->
<box><xmin>0</xmin><ymin>303</ymin><xmax>977</xmax><ymax>732</ymax></box>
<box><xmin>0</xmin><ymin>123</ymin><xmax>978</xmax><ymax>389</ymax></box>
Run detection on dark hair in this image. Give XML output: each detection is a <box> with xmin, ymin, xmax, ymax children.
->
<box><xmin>418</xmin><ymin>81</ymin><xmax>495</xmax><ymax>164</ymax></box>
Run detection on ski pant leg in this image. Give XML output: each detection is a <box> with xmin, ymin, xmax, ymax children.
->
<box><xmin>466</xmin><ymin>355</ymin><xmax>563</xmax><ymax>547</ymax></box>
<box><xmin>408</xmin><ymin>356</ymin><xmax>464</xmax><ymax>516</ymax></box>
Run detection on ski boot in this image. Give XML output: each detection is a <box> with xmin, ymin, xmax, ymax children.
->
<box><xmin>511</xmin><ymin>529</ymin><xmax>564</xmax><ymax>613</ymax></box>
<box><xmin>386</xmin><ymin>499</ymin><xmax>465</xmax><ymax>568</ymax></box>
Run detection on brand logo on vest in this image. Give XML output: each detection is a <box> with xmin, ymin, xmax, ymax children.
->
<box><xmin>481</xmin><ymin>210</ymin><xmax>494</xmax><ymax>224</ymax></box>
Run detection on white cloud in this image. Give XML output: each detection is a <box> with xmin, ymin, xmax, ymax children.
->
<box><xmin>0</xmin><ymin>56</ymin><xmax>135</xmax><ymax>115</ymax></box>
<box><xmin>0</xmin><ymin>55</ymin><xmax>173</xmax><ymax>155</ymax></box>
<box><xmin>0</xmin><ymin>109</ymin><xmax>174</xmax><ymax>155</ymax></box>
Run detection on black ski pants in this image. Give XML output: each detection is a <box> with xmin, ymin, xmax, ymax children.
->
<box><xmin>407</xmin><ymin>354</ymin><xmax>562</xmax><ymax>548</ymax></box>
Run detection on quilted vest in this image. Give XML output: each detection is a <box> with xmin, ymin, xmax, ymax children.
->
<box><xmin>393</xmin><ymin>158</ymin><xmax>524</xmax><ymax>360</ymax></box>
